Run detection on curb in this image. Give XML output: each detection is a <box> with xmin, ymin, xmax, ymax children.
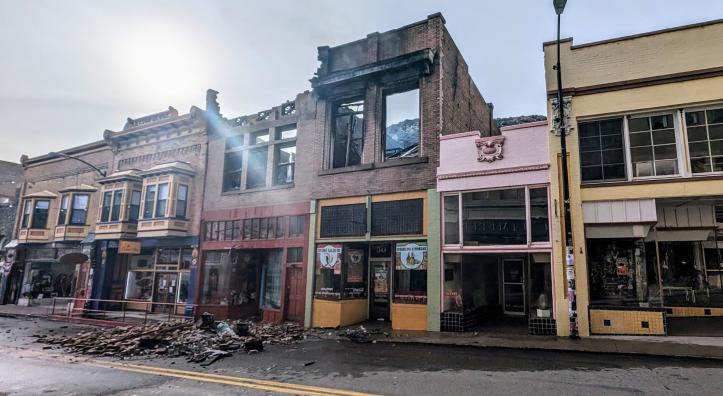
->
<box><xmin>370</xmin><ymin>336</ymin><xmax>723</xmax><ymax>361</ymax></box>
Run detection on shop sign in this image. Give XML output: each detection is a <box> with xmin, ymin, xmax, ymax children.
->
<box><xmin>346</xmin><ymin>249</ymin><xmax>364</xmax><ymax>283</ymax></box>
<box><xmin>119</xmin><ymin>240</ymin><xmax>142</xmax><ymax>254</ymax></box>
<box><xmin>316</xmin><ymin>244</ymin><xmax>342</xmax><ymax>274</ymax></box>
<box><xmin>395</xmin><ymin>242</ymin><xmax>428</xmax><ymax>270</ymax></box>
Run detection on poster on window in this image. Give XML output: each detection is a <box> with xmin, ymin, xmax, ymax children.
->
<box><xmin>316</xmin><ymin>244</ymin><xmax>342</xmax><ymax>274</ymax></box>
<box><xmin>395</xmin><ymin>242</ymin><xmax>428</xmax><ymax>270</ymax></box>
<box><xmin>346</xmin><ymin>249</ymin><xmax>364</xmax><ymax>283</ymax></box>
<box><xmin>373</xmin><ymin>262</ymin><xmax>389</xmax><ymax>294</ymax></box>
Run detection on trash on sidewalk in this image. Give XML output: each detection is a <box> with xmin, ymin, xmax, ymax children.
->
<box><xmin>35</xmin><ymin>314</ymin><xmax>307</xmax><ymax>366</ymax></box>
<box><xmin>339</xmin><ymin>325</ymin><xmax>383</xmax><ymax>343</ymax></box>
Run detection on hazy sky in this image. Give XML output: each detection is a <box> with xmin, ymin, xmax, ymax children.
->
<box><xmin>1</xmin><ymin>0</ymin><xmax>722</xmax><ymax>162</ymax></box>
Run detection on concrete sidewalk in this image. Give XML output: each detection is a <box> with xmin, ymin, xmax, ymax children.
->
<box><xmin>369</xmin><ymin>329</ymin><xmax>723</xmax><ymax>360</ymax></box>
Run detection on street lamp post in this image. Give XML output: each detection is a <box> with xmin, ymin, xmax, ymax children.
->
<box><xmin>48</xmin><ymin>151</ymin><xmax>106</xmax><ymax>177</ymax></box>
<box><xmin>553</xmin><ymin>0</ymin><xmax>579</xmax><ymax>339</ymax></box>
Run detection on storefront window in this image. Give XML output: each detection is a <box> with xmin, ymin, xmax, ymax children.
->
<box><xmin>393</xmin><ymin>242</ymin><xmax>428</xmax><ymax>304</ymax></box>
<box><xmin>180</xmin><ymin>249</ymin><xmax>193</xmax><ymax>270</ymax></box>
<box><xmin>129</xmin><ymin>251</ymin><xmax>154</xmax><ymax>270</ymax></box>
<box><xmin>444</xmin><ymin>195</ymin><xmax>460</xmax><ymax>245</ymax></box>
<box><xmin>157</xmin><ymin>248</ymin><xmax>180</xmax><ymax>266</ymax></box>
<box><xmin>443</xmin><ymin>256</ymin><xmax>463</xmax><ymax>312</ymax></box>
<box><xmin>343</xmin><ymin>247</ymin><xmax>367</xmax><ymax>299</ymax></box>
<box><xmin>588</xmin><ymin>239</ymin><xmax>653</xmax><ymax>306</ymax></box>
<box><xmin>658</xmin><ymin>242</ymin><xmax>714</xmax><ymax>307</ymax></box>
<box><xmin>314</xmin><ymin>244</ymin><xmax>342</xmax><ymax>300</ymax></box>
<box><xmin>530</xmin><ymin>188</ymin><xmax>549</xmax><ymax>242</ymax></box>
<box><xmin>529</xmin><ymin>253</ymin><xmax>553</xmax><ymax>318</ymax></box>
<box><xmin>125</xmin><ymin>271</ymin><xmax>154</xmax><ymax>301</ymax></box>
<box><xmin>202</xmin><ymin>251</ymin><xmax>255</xmax><ymax>305</ymax></box>
<box><xmin>261</xmin><ymin>250</ymin><xmax>282</xmax><ymax>309</ymax></box>
<box><xmin>177</xmin><ymin>272</ymin><xmax>190</xmax><ymax>304</ymax></box>
<box><xmin>463</xmin><ymin>189</ymin><xmax>526</xmax><ymax>245</ymax></box>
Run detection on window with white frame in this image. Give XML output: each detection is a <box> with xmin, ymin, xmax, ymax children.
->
<box><xmin>99</xmin><ymin>190</ymin><xmax>123</xmax><ymax>223</ymax></box>
<box><xmin>443</xmin><ymin>186</ymin><xmax>549</xmax><ymax>246</ymax></box>
<box><xmin>628</xmin><ymin>114</ymin><xmax>678</xmax><ymax>177</ymax></box>
<box><xmin>685</xmin><ymin>107</ymin><xmax>723</xmax><ymax>174</ymax></box>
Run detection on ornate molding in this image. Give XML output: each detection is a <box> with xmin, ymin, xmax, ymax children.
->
<box><xmin>438</xmin><ymin>164</ymin><xmax>550</xmax><ymax>180</ymax></box>
<box><xmin>550</xmin><ymin>96</ymin><xmax>573</xmax><ymax>136</ymax></box>
<box><xmin>475</xmin><ymin>136</ymin><xmax>505</xmax><ymax>162</ymax></box>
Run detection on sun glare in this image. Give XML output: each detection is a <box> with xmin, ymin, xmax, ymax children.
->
<box><xmin>114</xmin><ymin>23</ymin><xmax>207</xmax><ymax>106</ymax></box>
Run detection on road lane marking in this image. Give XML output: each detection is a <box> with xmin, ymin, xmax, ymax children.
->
<box><xmin>11</xmin><ymin>347</ymin><xmax>380</xmax><ymax>396</ymax></box>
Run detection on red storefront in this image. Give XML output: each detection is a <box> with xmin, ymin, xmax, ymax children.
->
<box><xmin>198</xmin><ymin>202</ymin><xmax>309</xmax><ymax>324</ymax></box>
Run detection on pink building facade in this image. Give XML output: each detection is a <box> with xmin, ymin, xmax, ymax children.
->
<box><xmin>437</xmin><ymin>121</ymin><xmax>557</xmax><ymax>334</ymax></box>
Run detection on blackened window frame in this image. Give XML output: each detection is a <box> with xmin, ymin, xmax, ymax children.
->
<box><xmin>330</xmin><ymin>98</ymin><xmax>365</xmax><ymax>169</ymax></box>
<box><xmin>382</xmin><ymin>81</ymin><xmax>421</xmax><ymax>161</ymax></box>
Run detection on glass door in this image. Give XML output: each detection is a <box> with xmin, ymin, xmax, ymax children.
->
<box><xmin>370</xmin><ymin>260</ymin><xmax>391</xmax><ymax>320</ymax></box>
<box><xmin>503</xmin><ymin>259</ymin><xmax>525</xmax><ymax>315</ymax></box>
<box><xmin>153</xmin><ymin>272</ymin><xmax>178</xmax><ymax>313</ymax></box>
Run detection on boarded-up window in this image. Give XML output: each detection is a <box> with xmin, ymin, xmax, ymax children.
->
<box><xmin>320</xmin><ymin>204</ymin><xmax>366</xmax><ymax>238</ymax></box>
<box><xmin>371</xmin><ymin>199</ymin><xmax>423</xmax><ymax>236</ymax></box>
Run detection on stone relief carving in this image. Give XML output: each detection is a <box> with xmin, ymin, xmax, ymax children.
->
<box><xmin>475</xmin><ymin>136</ymin><xmax>505</xmax><ymax>163</ymax></box>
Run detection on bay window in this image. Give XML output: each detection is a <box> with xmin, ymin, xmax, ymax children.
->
<box><xmin>70</xmin><ymin>194</ymin><xmax>89</xmax><ymax>225</ymax></box>
<box><xmin>143</xmin><ymin>185</ymin><xmax>156</xmax><ymax>219</ymax></box>
<box><xmin>155</xmin><ymin>183</ymin><xmax>169</xmax><ymax>217</ymax></box>
<box><xmin>100</xmin><ymin>191</ymin><xmax>112</xmax><ymax>222</ymax></box>
<box><xmin>21</xmin><ymin>200</ymin><xmax>31</xmax><ymax>228</ymax></box>
<box><xmin>58</xmin><ymin>195</ymin><xmax>69</xmax><ymax>225</ymax></box>
<box><xmin>129</xmin><ymin>190</ymin><xmax>141</xmax><ymax>222</ymax></box>
<box><xmin>111</xmin><ymin>190</ymin><xmax>123</xmax><ymax>221</ymax></box>
<box><xmin>31</xmin><ymin>200</ymin><xmax>50</xmax><ymax>229</ymax></box>
<box><xmin>175</xmin><ymin>185</ymin><xmax>188</xmax><ymax>218</ymax></box>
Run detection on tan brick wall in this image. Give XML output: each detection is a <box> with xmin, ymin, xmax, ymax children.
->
<box><xmin>544</xmin><ymin>21</ymin><xmax>723</xmax><ymax>92</ymax></box>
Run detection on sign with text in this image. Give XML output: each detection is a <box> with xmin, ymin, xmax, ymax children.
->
<box><xmin>118</xmin><ymin>240</ymin><xmax>142</xmax><ymax>255</ymax></box>
<box><xmin>395</xmin><ymin>242</ymin><xmax>428</xmax><ymax>270</ymax></box>
<box><xmin>316</xmin><ymin>244</ymin><xmax>342</xmax><ymax>274</ymax></box>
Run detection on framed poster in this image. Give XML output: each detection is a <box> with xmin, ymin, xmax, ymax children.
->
<box><xmin>316</xmin><ymin>244</ymin><xmax>342</xmax><ymax>274</ymax></box>
<box><xmin>395</xmin><ymin>242</ymin><xmax>428</xmax><ymax>270</ymax></box>
<box><xmin>346</xmin><ymin>249</ymin><xmax>364</xmax><ymax>283</ymax></box>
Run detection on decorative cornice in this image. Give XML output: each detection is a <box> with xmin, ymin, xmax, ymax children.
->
<box><xmin>475</xmin><ymin>135</ymin><xmax>505</xmax><ymax>162</ymax></box>
<box><xmin>438</xmin><ymin>164</ymin><xmax>550</xmax><ymax>180</ymax></box>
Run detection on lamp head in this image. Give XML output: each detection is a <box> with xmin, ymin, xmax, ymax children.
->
<box><xmin>553</xmin><ymin>0</ymin><xmax>567</xmax><ymax>15</ymax></box>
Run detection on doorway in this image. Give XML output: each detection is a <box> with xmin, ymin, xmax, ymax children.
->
<box><xmin>285</xmin><ymin>265</ymin><xmax>304</xmax><ymax>322</ymax></box>
<box><xmin>153</xmin><ymin>272</ymin><xmax>178</xmax><ymax>313</ymax></box>
<box><xmin>502</xmin><ymin>258</ymin><xmax>525</xmax><ymax>315</ymax></box>
<box><xmin>370</xmin><ymin>260</ymin><xmax>391</xmax><ymax>320</ymax></box>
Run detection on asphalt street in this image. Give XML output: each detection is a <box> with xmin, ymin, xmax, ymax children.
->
<box><xmin>0</xmin><ymin>316</ymin><xmax>722</xmax><ymax>395</ymax></box>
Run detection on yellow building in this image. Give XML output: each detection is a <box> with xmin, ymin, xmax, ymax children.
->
<box><xmin>544</xmin><ymin>20</ymin><xmax>723</xmax><ymax>337</ymax></box>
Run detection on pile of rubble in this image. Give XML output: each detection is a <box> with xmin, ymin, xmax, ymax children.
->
<box><xmin>35</xmin><ymin>313</ymin><xmax>307</xmax><ymax>366</ymax></box>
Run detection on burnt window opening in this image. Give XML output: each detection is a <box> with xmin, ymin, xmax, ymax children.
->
<box><xmin>384</xmin><ymin>86</ymin><xmax>420</xmax><ymax>160</ymax></box>
<box><xmin>246</xmin><ymin>147</ymin><xmax>268</xmax><ymax>189</ymax></box>
<box><xmin>222</xmin><ymin>151</ymin><xmax>243</xmax><ymax>192</ymax></box>
<box><xmin>331</xmin><ymin>99</ymin><xmax>365</xmax><ymax>168</ymax></box>
<box><xmin>274</xmin><ymin>143</ymin><xmax>296</xmax><ymax>185</ymax></box>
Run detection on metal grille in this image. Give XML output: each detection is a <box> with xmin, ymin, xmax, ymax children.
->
<box><xmin>320</xmin><ymin>204</ymin><xmax>367</xmax><ymax>238</ymax></box>
<box><xmin>371</xmin><ymin>199</ymin><xmax>423</xmax><ymax>236</ymax></box>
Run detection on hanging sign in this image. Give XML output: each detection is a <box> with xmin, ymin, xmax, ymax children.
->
<box><xmin>316</xmin><ymin>244</ymin><xmax>342</xmax><ymax>274</ymax></box>
<box><xmin>395</xmin><ymin>242</ymin><xmax>428</xmax><ymax>270</ymax></box>
<box><xmin>119</xmin><ymin>240</ymin><xmax>142</xmax><ymax>255</ymax></box>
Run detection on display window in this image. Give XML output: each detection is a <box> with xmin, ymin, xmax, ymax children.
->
<box><xmin>587</xmin><ymin>238</ymin><xmax>655</xmax><ymax>306</ymax></box>
<box><xmin>393</xmin><ymin>242</ymin><xmax>428</xmax><ymax>304</ymax></box>
<box><xmin>260</xmin><ymin>250</ymin><xmax>283</xmax><ymax>309</ymax></box>
<box><xmin>201</xmin><ymin>251</ymin><xmax>257</xmax><ymax>306</ymax></box>
<box><xmin>314</xmin><ymin>244</ymin><xmax>368</xmax><ymax>300</ymax></box>
<box><xmin>125</xmin><ymin>271</ymin><xmax>154</xmax><ymax>301</ymax></box>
